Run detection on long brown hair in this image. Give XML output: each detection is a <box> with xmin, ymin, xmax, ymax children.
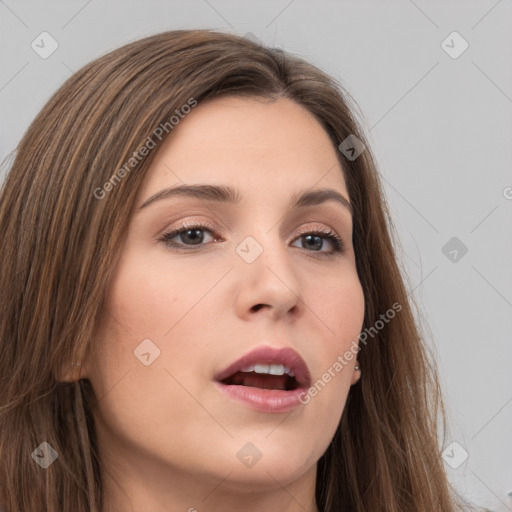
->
<box><xmin>0</xmin><ymin>29</ymin><xmax>477</xmax><ymax>511</ymax></box>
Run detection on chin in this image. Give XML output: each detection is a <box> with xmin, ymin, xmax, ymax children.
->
<box><xmin>181</xmin><ymin>436</ymin><xmax>318</xmax><ymax>490</ymax></box>
<box><xmin>228</xmin><ymin>442</ymin><xmax>320</xmax><ymax>487</ymax></box>
<box><xmin>220</xmin><ymin>457</ymin><xmax>317</xmax><ymax>492</ymax></box>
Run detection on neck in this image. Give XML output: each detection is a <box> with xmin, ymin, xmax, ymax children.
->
<box><xmin>99</xmin><ymin>454</ymin><xmax>319</xmax><ymax>512</ymax></box>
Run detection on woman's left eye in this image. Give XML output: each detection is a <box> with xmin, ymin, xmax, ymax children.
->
<box><xmin>159</xmin><ymin>224</ymin><xmax>344</xmax><ymax>254</ymax></box>
<box><xmin>291</xmin><ymin>230</ymin><xmax>344</xmax><ymax>254</ymax></box>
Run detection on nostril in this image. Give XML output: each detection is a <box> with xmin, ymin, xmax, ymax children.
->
<box><xmin>250</xmin><ymin>304</ymin><xmax>266</xmax><ymax>312</ymax></box>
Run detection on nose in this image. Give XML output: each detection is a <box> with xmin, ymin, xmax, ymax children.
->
<box><xmin>232</xmin><ymin>237</ymin><xmax>302</xmax><ymax>322</ymax></box>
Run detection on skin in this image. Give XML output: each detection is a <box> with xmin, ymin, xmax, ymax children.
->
<box><xmin>77</xmin><ymin>96</ymin><xmax>365</xmax><ymax>512</ymax></box>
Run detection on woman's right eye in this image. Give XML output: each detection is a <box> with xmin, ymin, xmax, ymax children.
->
<box><xmin>159</xmin><ymin>224</ymin><xmax>219</xmax><ymax>249</ymax></box>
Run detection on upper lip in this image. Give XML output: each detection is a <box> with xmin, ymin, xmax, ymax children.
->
<box><xmin>214</xmin><ymin>346</ymin><xmax>312</xmax><ymax>388</ymax></box>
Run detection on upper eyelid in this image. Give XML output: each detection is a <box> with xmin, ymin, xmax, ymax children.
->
<box><xmin>163</xmin><ymin>222</ymin><xmax>343</xmax><ymax>248</ymax></box>
<box><xmin>153</xmin><ymin>200</ymin><xmax>350</xmax><ymax>231</ymax></box>
<box><xmin>165</xmin><ymin>221</ymin><xmax>340</xmax><ymax>237</ymax></box>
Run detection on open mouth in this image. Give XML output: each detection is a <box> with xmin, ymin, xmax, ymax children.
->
<box><xmin>220</xmin><ymin>364</ymin><xmax>299</xmax><ymax>391</ymax></box>
<box><xmin>214</xmin><ymin>346</ymin><xmax>311</xmax><ymax>412</ymax></box>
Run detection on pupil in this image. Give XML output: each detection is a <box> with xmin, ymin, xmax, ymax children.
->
<box><xmin>182</xmin><ymin>228</ymin><xmax>204</xmax><ymax>245</ymax></box>
<box><xmin>304</xmin><ymin>234</ymin><xmax>322</xmax><ymax>251</ymax></box>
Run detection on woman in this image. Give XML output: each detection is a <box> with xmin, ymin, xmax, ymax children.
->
<box><xmin>0</xmin><ymin>29</ymin><xmax>480</xmax><ymax>511</ymax></box>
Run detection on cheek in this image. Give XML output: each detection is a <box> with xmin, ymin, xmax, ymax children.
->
<box><xmin>301</xmin><ymin>269</ymin><xmax>364</xmax><ymax>411</ymax></box>
<box><xmin>105</xmin><ymin>248</ymin><xmax>218</xmax><ymax>342</ymax></box>
<box><xmin>309</xmin><ymin>267</ymin><xmax>365</xmax><ymax>346</ymax></box>
<box><xmin>336</xmin><ymin>279</ymin><xmax>365</xmax><ymax>343</ymax></box>
<box><xmin>87</xmin><ymin>259</ymin><xmax>223</xmax><ymax>463</ymax></box>
<box><xmin>94</xmin><ymin>252</ymin><xmax>222</xmax><ymax>385</ymax></box>
<box><xmin>107</xmin><ymin>264</ymin><xmax>177</xmax><ymax>335</ymax></box>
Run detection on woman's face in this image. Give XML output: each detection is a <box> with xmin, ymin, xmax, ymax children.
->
<box><xmin>84</xmin><ymin>96</ymin><xmax>365</xmax><ymax>505</ymax></box>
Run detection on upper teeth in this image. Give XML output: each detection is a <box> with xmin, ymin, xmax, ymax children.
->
<box><xmin>241</xmin><ymin>364</ymin><xmax>295</xmax><ymax>377</ymax></box>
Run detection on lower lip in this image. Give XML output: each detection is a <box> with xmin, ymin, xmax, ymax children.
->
<box><xmin>216</xmin><ymin>382</ymin><xmax>307</xmax><ymax>413</ymax></box>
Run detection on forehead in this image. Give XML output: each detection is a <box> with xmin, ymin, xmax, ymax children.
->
<box><xmin>140</xmin><ymin>96</ymin><xmax>348</xmax><ymax>199</ymax></box>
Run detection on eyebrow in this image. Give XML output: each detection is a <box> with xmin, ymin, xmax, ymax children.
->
<box><xmin>138</xmin><ymin>184</ymin><xmax>352</xmax><ymax>215</ymax></box>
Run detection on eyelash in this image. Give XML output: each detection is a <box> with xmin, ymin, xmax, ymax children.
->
<box><xmin>159</xmin><ymin>222</ymin><xmax>345</xmax><ymax>255</ymax></box>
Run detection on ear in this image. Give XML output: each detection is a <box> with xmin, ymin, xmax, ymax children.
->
<box><xmin>56</xmin><ymin>358</ymin><xmax>90</xmax><ymax>383</ymax></box>
<box><xmin>350</xmin><ymin>361</ymin><xmax>361</xmax><ymax>385</ymax></box>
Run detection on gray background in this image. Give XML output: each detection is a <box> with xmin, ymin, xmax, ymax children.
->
<box><xmin>1</xmin><ymin>1</ymin><xmax>511</xmax><ymax>510</ymax></box>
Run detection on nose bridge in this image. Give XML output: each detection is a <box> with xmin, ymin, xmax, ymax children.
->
<box><xmin>233</xmin><ymin>228</ymin><xmax>301</xmax><ymax>318</ymax></box>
